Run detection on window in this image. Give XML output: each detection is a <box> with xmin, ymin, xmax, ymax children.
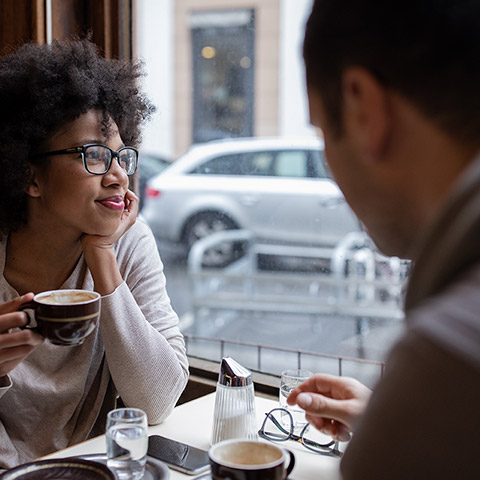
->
<box><xmin>311</xmin><ymin>151</ymin><xmax>331</xmax><ymax>179</ymax></box>
<box><xmin>274</xmin><ymin>152</ymin><xmax>307</xmax><ymax>177</ymax></box>
<box><xmin>190</xmin><ymin>149</ymin><xmax>318</xmax><ymax>178</ymax></box>
<box><xmin>190</xmin><ymin>155</ymin><xmax>244</xmax><ymax>175</ymax></box>
<box><xmin>137</xmin><ymin>1</ymin><xmax>408</xmax><ymax>388</ymax></box>
<box><xmin>190</xmin><ymin>9</ymin><xmax>254</xmax><ymax>143</ymax></box>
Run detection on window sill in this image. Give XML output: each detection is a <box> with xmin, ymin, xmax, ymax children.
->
<box><xmin>177</xmin><ymin>356</ymin><xmax>279</xmax><ymax>406</ymax></box>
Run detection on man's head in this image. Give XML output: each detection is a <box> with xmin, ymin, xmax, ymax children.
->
<box><xmin>304</xmin><ymin>0</ymin><xmax>480</xmax><ymax>145</ymax></box>
<box><xmin>304</xmin><ymin>0</ymin><xmax>480</xmax><ymax>257</ymax></box>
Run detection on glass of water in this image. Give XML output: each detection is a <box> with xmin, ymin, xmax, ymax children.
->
<box><xmin>279</xmin><ymin>369</ymin><xmax>313</xmax><ymax>434</ymax></box>
<box><xmin>106</xmin><ymin>407</ymin><xmax>148</xmax><ymax>480</ymax></box>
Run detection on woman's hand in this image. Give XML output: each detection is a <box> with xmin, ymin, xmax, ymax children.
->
<box><xmin>81</xmin><ymin>190</ymin><xmax>139</xmax><ymax>295</ymax></box>
<box><xmin>0</xmin><ymin>294</ymin><xmax>44</xmax><ymax>378</ymax></box>
<box><xmin>287</xmin><ymin>373</ymin><xmax>372</xmax><ymax>441</ymax></box>
<box><xmin>82</xmin><ymin>189</ymin><xmax>139</xmax><ymax>251</ymax></box>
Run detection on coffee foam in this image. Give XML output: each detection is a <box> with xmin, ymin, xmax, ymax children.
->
<box><xmin>37</xmin><ymin>290</ymin><xmax>98</xmax><ymax>305</ymax></box>
<box><xmin>214</xmin><ymin>442</ymin><xmax>282</xmax><ymax>466</ymax></box>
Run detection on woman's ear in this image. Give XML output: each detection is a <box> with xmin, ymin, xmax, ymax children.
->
<box><xmin>25</xmin><ymin>167</ymin><xmax>42</xmax><ymax>198</ymax></box>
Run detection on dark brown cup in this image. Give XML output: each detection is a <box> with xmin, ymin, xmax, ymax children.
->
<box><xmin>209</xmin><ymin>439</ymin><xmax>295</xmax><ymax>480</ymax></box>
<box><xmin>20</xmin><ymin>289</ymin><xmax>101</xmax><ymax>346</ymax></box>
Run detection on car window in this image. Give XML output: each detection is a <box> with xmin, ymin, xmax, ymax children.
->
<box><xmin>310</xmin><ymin>150</ymin><xmax>331</xmax><ymax>179</ymax></box>
<box><xmin>190</xmin><ymin>154</ymin><xmax>244</xmax><ymax>174</ymax></box>
<box><xmin>274</xmin><ymin>151</ymin><xmax>308</xmax><ymax>177</ymax></box>
<box><xmin>249</xmin><ymin>152</ymin><xmax>274</xmax><ymax>175</ymax></box>
<box><xmin>138</xmin><ymin>2</ymin><xmax>408</xmax><ymax>386</ymax></box>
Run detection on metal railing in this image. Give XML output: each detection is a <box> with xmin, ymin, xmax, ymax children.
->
<box><xmin>188</xmin><ymin>229</ymin><xmax>407</xmax><ymax>321</ymax></box>
<box><xmin>185</xmin><ymin>230</ymin><xmax>406</xmax><ymax>387</ymax></box>
<box><xmin>184</xmin><ymin>333</ymin><xmax>386</xmax><ymax>387</ymax></box>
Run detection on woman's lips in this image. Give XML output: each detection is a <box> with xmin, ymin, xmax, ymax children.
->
<box><xmin>97</xmin><ymin>195</ymin><xmax>125</xmax><ymax>211</ymax></box>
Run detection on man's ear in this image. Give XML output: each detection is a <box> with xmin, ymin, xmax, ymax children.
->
<box><xmin>342</xmin><ymin>67</ymin><xmax>391</xmax><ymax>161</ymax></box>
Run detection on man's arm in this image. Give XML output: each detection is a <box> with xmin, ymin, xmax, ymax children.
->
<box><xmin>341</xmin><ymin>329</ymin><xmax>480</xmax><ymax>479</ymax></box>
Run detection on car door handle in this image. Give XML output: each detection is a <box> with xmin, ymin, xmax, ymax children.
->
<box><xmin>240</xmin><ymin>194</ymin><xmax>260</xmax><ymax>206</ymax></box>
<box><xmin>319</xmin><ymin>197</ymin><xmax>345</xmax><ymax>208</ymax></box>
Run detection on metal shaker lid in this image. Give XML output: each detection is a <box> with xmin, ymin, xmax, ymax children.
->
<box><xmin>218</xmin><ymin>357</ymin><xmax>252</xmax><ymax>387</ymax></box>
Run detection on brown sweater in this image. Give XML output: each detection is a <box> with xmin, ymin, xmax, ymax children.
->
<box><xmin>341</xmin><ymin>153</ymin><xmax>480</xmax><ymax>479</ymax></box>
<box><xmin>0</xmin><ymin>219</ymin><xmax>188</xmax><ymax>470</ymax></box>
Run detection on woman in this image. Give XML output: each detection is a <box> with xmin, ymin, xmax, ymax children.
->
<box><xmin>0</xmin><ymin>39</ymin><xmax>188</xmax><ymax>469</ymax></box>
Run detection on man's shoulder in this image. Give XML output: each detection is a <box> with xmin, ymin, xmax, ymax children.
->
<box><xmin>406</xmin><ymin>261</ymin><xmax>480</xmax><ymax>369</ymax></box>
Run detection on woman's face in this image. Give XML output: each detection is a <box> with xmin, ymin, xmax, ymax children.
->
<box><xmin>27</xmin><ymin>110</ymin><xmax>130</xmax><ymax>239</ymax></box>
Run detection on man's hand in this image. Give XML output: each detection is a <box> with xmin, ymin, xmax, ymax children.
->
<box><xmin>0</xmin><ymin>294</ymin><xmax>44</xmax><ymax>378</ymax></box>
<box><xmin>287</xmin><ymin>374</ymin><xmax>372</xmax><ymax>441</ymax></box>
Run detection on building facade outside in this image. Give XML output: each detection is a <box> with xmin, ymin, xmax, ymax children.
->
<box><xmin>136</xmin><ymin>0</ymin><xmax>315</xmax><ymax>160</ymax></box>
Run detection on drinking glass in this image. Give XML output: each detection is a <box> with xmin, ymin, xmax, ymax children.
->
<box><xmin>106</xmin><ymin>407</ymin><xmax>148</xmax><ymax>480</ymax></box>
<box><xmin>279</xmin><ymin>369</ymin><xmax>313</xmax><ymax>433</ymax></box>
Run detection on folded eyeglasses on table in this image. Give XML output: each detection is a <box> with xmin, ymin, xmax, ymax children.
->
<box><xmin>258</xmin><ymin>408</ymin><xmax>343</xmax><ymax>458</ymax></box>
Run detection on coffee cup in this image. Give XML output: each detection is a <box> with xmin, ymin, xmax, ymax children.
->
<box><xmin>209</xmin><ymin>439</ymin><xmax>295</xmax><ymax>480</ymax></box>
<box><xmin>20</xmin><ymin>289</ymin><xmax>101</xmax><ymax>346</ymax></box>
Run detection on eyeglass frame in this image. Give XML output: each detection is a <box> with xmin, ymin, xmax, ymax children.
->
<box><xmin>32</xmin><ymin>143</ymin><xmax>139</xmax><ymax>176</ymax></box>
<box><xmin>258</xmin><ymin>408</ymin><xmax>343</xmax><ymax>458</ymax></box>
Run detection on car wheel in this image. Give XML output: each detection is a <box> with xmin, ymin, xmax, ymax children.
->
<box><xmin>183</xmin><ymin>212</ymin><xmax>243</xmax><ymax>268</ymax></box>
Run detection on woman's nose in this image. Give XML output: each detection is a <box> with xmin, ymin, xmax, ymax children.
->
<box><xmin>103</xmin><ymin>155</ymin><xmax>129</xmax><ymax>186</ymax></box>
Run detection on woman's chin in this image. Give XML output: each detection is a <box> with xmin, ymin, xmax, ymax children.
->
<box><xmin>85</xmin><ymin>223</ymin><xmax>120</xmax><ymax>237</ymax></box>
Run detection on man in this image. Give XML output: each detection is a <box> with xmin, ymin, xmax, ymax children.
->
<box><xmin>287</xmin><ymin>1</ymin><xmax>480</xmax><ymax>478</ymax></box>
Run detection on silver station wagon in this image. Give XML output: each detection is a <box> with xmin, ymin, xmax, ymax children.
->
<box><xmin>141</xmin><ymin>137</ymin><xmax>362</xmax><ymax>267</ymax></box>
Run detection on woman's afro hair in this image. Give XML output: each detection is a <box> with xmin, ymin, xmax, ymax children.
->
<box><xmin>0</xmin><ymin>38</ymin><xmax>155</xmax><ymax>234</ymax></box>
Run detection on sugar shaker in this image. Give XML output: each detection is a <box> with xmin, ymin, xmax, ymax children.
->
<box><xmin>210</xmin><ymin>357</ymin><xmax>257</xmax><ymax>445</ymax></box>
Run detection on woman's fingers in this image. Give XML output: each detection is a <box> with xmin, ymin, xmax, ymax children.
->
<box><xmin>124</xmin><ymin>189</ymin><xmax>139</xmax><ymax>215</ymax></box>
<box><xmin>0</xmin><ymin>328</ymin><xmax>44</xmax><ymax>348</ymax></box>
<box><xmin>0</xmin><ymin>311</ymin><xmax>31</xmax><ymax>334</ymax></box>
<box><xmin>0</xmin><ymin>293</ymin><xmax>34</xmax><ymax>316</ymax></box>
<box><xmin>0</xmin><ymin>327</ymin><xmax>44</xmax><ymax>376</ymax></box>
<box><xmin>83</xmin><ymin>189</ymin><xmax>139</xmax><ymax>252</ymax></box>
<box><xmin>0</xmin><ymin>345</ymin><xmax>38</xmax><ymax>377</ymax></box>
<box><xmin>0</xmin><ymin>298</ymin><xmax>43</xmax><ymax>377</ymax></box>
<box><xmin>120</xmin><ymin>190</ymin><xmax>139</xmax><ymax>228</ymax></box>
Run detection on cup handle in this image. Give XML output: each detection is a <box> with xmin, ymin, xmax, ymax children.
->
<box><xmin>284</xmin><ymin>449</ymin><xmax>295</xmax><ymax>477</ymax></box>
<box><xmin>17</xmin><ymin>302</ymin><xmax>38</xmax><ymax>330</ymax></box>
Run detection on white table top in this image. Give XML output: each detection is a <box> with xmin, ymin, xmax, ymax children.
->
<box><xmin>46</xmin><ymin>392</ymin><xmax>342</xmax><ymax>480</ymax></box>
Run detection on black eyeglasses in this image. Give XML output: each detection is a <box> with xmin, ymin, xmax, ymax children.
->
<box><xmin>258</xmin><ymin>408</ymin><xmax>343</xmax><ymax>457</ymax></box>
<box><xmin>33</xmin><ymin>144</ymin><xmax>138</xmax><ymax>176</ymax></box>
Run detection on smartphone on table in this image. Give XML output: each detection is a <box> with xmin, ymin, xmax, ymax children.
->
<box><xmin>147</xmin><ymin>434</ymin><xmax>210</xmax><ymax>475</ymax></box>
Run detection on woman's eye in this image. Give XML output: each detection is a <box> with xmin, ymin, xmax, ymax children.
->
<box><xmin>87</xmin><ymin>156</ymin><xmax>104</xmax><ymax>163</ymax></box>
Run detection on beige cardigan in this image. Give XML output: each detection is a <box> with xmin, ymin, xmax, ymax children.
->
<box><xmin>0</xmin><ymin>219</ymin><xmax>188</xmax><ymax>470</ymax></box>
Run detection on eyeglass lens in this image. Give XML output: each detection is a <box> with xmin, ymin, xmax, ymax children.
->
<box><xmin>84</xmin><ymin>145</ymin><xmax>137</xmax><ymax>175</ymax></box>
<box><xmin>262</xmin><ymin>409</ymin><xmax>293</xmax><ymax>441</ymax></box>
<box><xmin>260</xmin><ymin>408</ymin><xmax>340</xmax><ymax>456</ymax></box>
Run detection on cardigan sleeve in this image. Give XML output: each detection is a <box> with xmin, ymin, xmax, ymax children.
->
<box><xmin>97</xmin><ymin>219</ymin><xmax>188</xmax><ymax>424</ymax></box>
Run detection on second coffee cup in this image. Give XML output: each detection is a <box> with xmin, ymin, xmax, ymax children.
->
<box><xmin>21</xmin><ymin>289</ymin><xmax>101</xmax><ymax>346</ymax></box>
<box><xmin>209</xmin><ymin>439</ymin><xmax>295</xmax><ymax>480</ymax></box>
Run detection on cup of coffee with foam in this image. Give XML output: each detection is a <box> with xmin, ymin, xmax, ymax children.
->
<box><xmin>209</xmin><ymin>439</ymin><xmax>295</xmax><ymax>480</ymax></box>
<box><xmin>21</xmin><ymin>289</ymin><xmax>101</xmax><ymax>346</ymax></box>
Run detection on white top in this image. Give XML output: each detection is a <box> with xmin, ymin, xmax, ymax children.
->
<box><xmin>0</xmin><ymin>219</ymin><xmax>189</xmax><ymax>470</ymax></box>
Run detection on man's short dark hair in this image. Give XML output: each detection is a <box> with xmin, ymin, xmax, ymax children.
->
<box><xmin>0</xmin><ymin>38</ymin><xmax>155</xmax><ymax>234</ymax></box>
<box><xmin>304</xmin><ymin>0</ymin><xmax>480</xmax><ymax>144</ymax></box>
